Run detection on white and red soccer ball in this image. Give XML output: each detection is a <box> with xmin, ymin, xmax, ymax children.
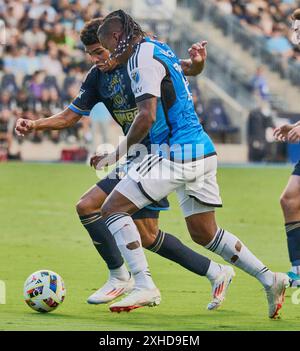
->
<box><xmin>23</xmin><ymin>270</ymin><xmax>66</xmax><ymax>313</ymax></box>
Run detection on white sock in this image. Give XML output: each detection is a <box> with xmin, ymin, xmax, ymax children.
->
<box><xmin>109</xmin><ymin>263</ymin><xmax>130</xmax><ymax>281</ymax></box>
<box><xmin>205</xmin><ymin>228</ymin><xmax>274</xmax><ymax>288</ymax></box>
<box><xmin>292</xmin><ymin>266</ymin><xmax>300</xmax><ymax>276</ymax></box>
<box><xmin>206</xmin><ymin>261</ymin><xmax>223</xmax><ymax>282</ymax></box>
<box><xmin>106</xmin><ymin>213</ymin><xmax>156</xmax><ymax>289</ymax></box>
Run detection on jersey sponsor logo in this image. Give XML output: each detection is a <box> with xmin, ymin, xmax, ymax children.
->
<box><xmin>113</xmin><ymin>108</ymin><xmax>139</xmax><ymax>126</ymax></box>
<box><xmin>159</xmin><ymin>48</ymin><xmax>175</xmax><ymax>58</ymax></box>
<box><xmin>113</xmin><ymin>94</ymin><xmax>126</xmax><ymax>108</ymax></box>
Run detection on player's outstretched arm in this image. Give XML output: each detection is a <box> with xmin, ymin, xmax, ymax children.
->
<box><xmin>180</xmin><ymin>41</ymin><xmax>208</xmax><ymax>76</ymax></box>
<box><xmin>15</xmin><ymin>108</ymin><xmax>82</xmax><ymax>137</ymax></box>
<box><xmin>274</xmin><ymin>121</ymin><xmax>300</xmax><ymax>142</ymax></box>
<box><xmin>288</xmin><ymin>125</ymin><xmax>300</xmax><ymax>143</ymax></box>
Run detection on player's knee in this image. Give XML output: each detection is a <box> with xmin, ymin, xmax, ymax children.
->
<box><xmin>190</xmin><ymin>230</ymin><xmax>209</xmax><ymax>246</ymax></box>
<box><xmin>76</xmin><ymin>197</ymin><xmax>98</xmax><ymax>216</ymax></box>
<box><xmin>188</xmin><ymin>223</ymin><xmax>215</xmax><ymax>246</ymax></box>
<box><xmin>280</xmin><ymin>192</ymin><xmax>299</xmax><ymax>214</ymax></box>
<box><xmin>141</xmin><ymin>226</ymin><xmax>158</xmax><ymax>248</ymax></box>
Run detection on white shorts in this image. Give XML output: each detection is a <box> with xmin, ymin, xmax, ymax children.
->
<box><xmin>114</xmin><ymin>154</ymin><xmax>222</xmax><ymax>218</ymax></box>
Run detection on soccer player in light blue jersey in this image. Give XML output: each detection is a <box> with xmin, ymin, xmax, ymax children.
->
<box><xmin>96</xmin><ymin>10</ymin><xmax>290</xmax><ymax>318</ymax></box>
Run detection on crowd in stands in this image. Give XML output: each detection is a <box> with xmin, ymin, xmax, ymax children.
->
<box><xmin>214</xmin><ymin>0</ymin><xmax>300</xmax><ymax>66</ymax></box>
<box><xmin>0</xmin><ymin>0</ymin><xmax>107</xmax><ymax>157</ymax></box>
<box><xmin>0</xmin><ymin>0</ymin><xmax>289</xmax><ymax>163</ymax></box>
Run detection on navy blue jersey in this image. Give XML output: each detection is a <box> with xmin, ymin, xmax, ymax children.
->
<box><xmin>68</xmin><ymin>65</ymin><xmax>151</xmax><ymax>150</ymax></box>
<box><xmin>293</xmin><ymin>161</ymin><xmax>300</xmax><ymax>176</ymax></box>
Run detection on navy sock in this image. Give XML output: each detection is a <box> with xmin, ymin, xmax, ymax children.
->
<box><xmin>286</xmin><ymin>222</ymin><xmax>300</xmax><ymax>266</ymax></box>
<box><xmin>147</xmin><ymin>230</ymin><xmax>210</xmax><ymax>276</ymax></box>
<box><xmin>80</xmin><ymin>212</ymin><xmax>124</xmax><ymax>270</ymax></box>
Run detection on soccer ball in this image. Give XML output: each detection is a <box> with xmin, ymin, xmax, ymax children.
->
<box><xmin>23</xmin><ymin>270</ymin><xmax>66</xmax><ymax>313</ymax></box>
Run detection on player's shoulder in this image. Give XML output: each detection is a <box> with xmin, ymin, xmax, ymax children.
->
<box><xmin>83</xmin><ymin>64</ymin><xmax>100</xmax><ymax>83</ymax></box>
<box><xmin>129</xmin><ymin>38</ymin><xmax>170</xmax><ymax>73</ymax></box>
<box><xmin>128</xmin><ymin>38</ymin><xmax>163</xmax><ymax>72</ymax></box>
<box><xmin>86</xmin><ymin>64</ymin><xmax>98</xmax><ymax>76</ymax></box>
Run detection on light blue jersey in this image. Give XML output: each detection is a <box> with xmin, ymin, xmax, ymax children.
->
<box><xmin>128</xmin><ymin>37</ymin><xmax>216</xmax><ymax>162</ymax></box>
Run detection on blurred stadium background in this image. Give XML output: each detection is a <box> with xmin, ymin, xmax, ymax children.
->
<box><xmin>0</xmin><ymin>0</ymin><xmax>299</xmax><ymax>164</ymax></box>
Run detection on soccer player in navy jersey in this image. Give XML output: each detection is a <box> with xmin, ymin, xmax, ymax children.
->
<box><xmin>273</xmin><ymin>8</ymin><xmax>300</xmax><ymax>287</ymax></box>
<box><xmin>275</xmin><ymin>119</ymin><xmax>300</xmax><ymax>286</ymax></box>
<box><xmin>15</xmin><ymin>18</ymin><xmax>234</xmax><ymax>310</ymax></box>
<box><xmin>97</xmin><ymin>10</ymin><xmax>289</xmax><ymax>318</ymax></box>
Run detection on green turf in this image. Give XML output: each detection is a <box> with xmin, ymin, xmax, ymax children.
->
<box><xmin>0</xmin><ymin>162</ymin><xmax>300</xmax><ymax>331</ymax></box>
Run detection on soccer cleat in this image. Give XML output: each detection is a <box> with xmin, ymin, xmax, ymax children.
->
<box><xmin>287</xmin><ymin>271</ymin><xmax>300</xmax><ymax>288</ymax></box>
<box><xmin>207</xmin><ymin>265</ymin><xmax>235</xmax><ymax>311</ymax></box>
<box><xmin>87</xmin><ymin>275</ymin><xmax>134</xmax><ymax>305</ymax></box>
<box><xmin>264</xmin><ymin>272</ymin><xmax>290</xmax><ymax>319</ymax></box>
<box><xmin>109</xmin><ymin>288</ymin><xmax>161</xmax><ymax>313</ymax></box>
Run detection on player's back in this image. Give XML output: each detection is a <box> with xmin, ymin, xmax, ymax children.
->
<box><xmin>128</xmin><ymin>37</ymin><xmax>215</xmax><ymax>161</ymax></box>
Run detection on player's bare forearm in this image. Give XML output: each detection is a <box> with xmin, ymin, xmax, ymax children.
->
<box><xmin>34</xmin><ymin>108</ymin><xmax>81</xmax><ymax>131</ymax></box>
<box><xmin>15</xmin><ymin>108</ymin><xmax>82</xmax><ymax>136</ymax></box>
<box><xmin>94</xmin><ymin>98</ymin><xmax>157</xmax><ymax>170</ymax></box>
<box><xmin>116</xmin><ymin>97</ymin><xmax>157</xmax><ymax>159</ymax></box>
<box><xmin>181</xmin><ymin>58</ymin><xmax>205</xmax><ymax>76</ymax></box>
<box><xmin>181</xmin><ymin>41</ymin><xmax>207</xmax><ymax>76</ymax></box>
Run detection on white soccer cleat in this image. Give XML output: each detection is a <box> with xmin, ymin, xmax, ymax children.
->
<box><xmin>109</xmin><ymin>288</ymin><xmax>161</xmax><ymax>313</ymax></box>
<box><xmin>265</xmin><ymin>272</ymin><xmax>290</xmax><ymax>319</ymax></box>
<box><xmin>287</xmin><ymin>271</ymin><xmax>300</xmax><ymax>288</ymax></box>
<box><xmin>207</xmin><ymin>265</ymin><xmax>235</xmax><ymax>311</ymax></box>
<box><xmin>87</xmin><ymin>275</ymin><xmax>134</xmax><ymax>305</ymax></box>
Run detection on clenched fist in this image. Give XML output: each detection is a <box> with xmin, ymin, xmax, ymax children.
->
<box><xmin>15</xmin><ymin>119</ymin><xmax>35</xmax><ymax>136</ymax></box>
<box><xmin>90</xmin><ymin>152</ymin><xmax>117</xmax><ymax>170</ymax></box>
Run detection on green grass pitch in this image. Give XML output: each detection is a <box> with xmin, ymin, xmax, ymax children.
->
<box><xmin>0</xmin><ymin>162</ymin><xmax>300</xmax><ymax>331</ymax></box>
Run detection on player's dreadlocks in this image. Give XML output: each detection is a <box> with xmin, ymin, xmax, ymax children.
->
<box><xmin>97</xmin><ymin>10</ymin><xmax>146</xmax><ymax>59</ymax></box>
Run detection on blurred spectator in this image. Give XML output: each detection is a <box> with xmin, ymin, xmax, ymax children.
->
<box><xmin>28</xmin><ymin>0</ymin><xmax>57</xmax><ymax>23</ymax></box>
<box><xmin>90</xmin><ymin>102</ymin><xmax>111</xmax><ymax>150</ymax></box>
<box><xmin>266</xmin><ymin>24</ymin><xmax>294</xmax><ymax>57</ymax></box>
<box><xmin>0</xmin><ymin>108</ymin><xmax>14</xmax><ymax>159</ymax></box>
<box><xmin>23</xmin><ymin>21</ymin><xmax>47</xmax><ymax>51</ymax></box>
<box><xmin>258</xmin><ymin>10</ymin><xmax>274</xmax><ymax>36</ymax></box>
<box><xmin>28</xmin><ymin>70</ymin><xmax>46</xmax><ymax>100</ymax></box>
<box><xmin>191</xmin><ymin>86</ymin><xmax>205</xmax><ymax>123</ymax></box>
<box><xmin>250</xmin><ymin>66</ymin><xmax>270</xmax><ymax>103</ymax></box>
<box><xmin>247</xmin><ymin>103</ymin><xmax>275</xmax><ymax>162</ymax></box>
<box><xmin>0</xmin><ymin>91</ymin><xmax>15</xmax><ymax>110</ymax></box>
<box><xmin>40</xmin><ymin>45</ymin><xmax>64</xmax><ymax>75</ymax></box>
<box><xmin>215</xmin><ymin>0</ymin><xmax>233</xmax><ymax>15</ymax></box>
